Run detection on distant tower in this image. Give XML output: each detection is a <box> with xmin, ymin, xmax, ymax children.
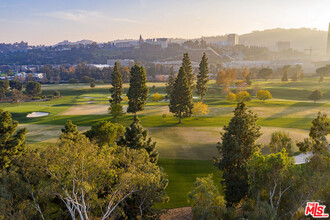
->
<box><xmin>327</xmin><ymin>23</ymin><xmax>330</xmax><ymax>57</ymax></box>
<box><xmin>227</xmin><ymin>34</ymin><xmax>238</xmax><ymax>46</ymax></box>
<box><xmin>139</xmin><ymin>34</ymin><xmax>144</xmax><ymax>46</ymax></box>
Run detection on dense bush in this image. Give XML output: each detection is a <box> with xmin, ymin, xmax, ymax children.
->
<box><xmin>53</xmin><ymin>91</ymin><xmax>60</xmax><ymax>97</ymax></box>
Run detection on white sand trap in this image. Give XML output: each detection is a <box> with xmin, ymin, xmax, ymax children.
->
<box><xmin>294</xmin><ymin>152</ymin><xmax>313</xmax><ymax>164</ymax></box>
<box><xmin>193</xmin><ymin>96</ymin><xmax>199</xmax><ymax>99</ymax></box>
<box><xmin>26</xmin><ymin>112</ymin><xmax>49</xmax><ymax>118</ymax></box>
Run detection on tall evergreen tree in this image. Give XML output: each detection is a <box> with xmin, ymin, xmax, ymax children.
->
<box><xmin>169</xmin><ymin>66</ymin><xmax>194</xmax><ymax>123</ymax></box>
<box><xmin>282</xmin><ymin>70</ymin><xmax>288</xmax><ymax>81</ymax></box>
<box><xmin>109</xmin><ymin>62</ymin><xmax>123</xmax><ymax>104</ymax></box>
<box><xmin>196</xmin><ymin>53</ymin><xmax>209</xmax><ymax>102</ymax></box>
<box><xmin>182</xmin><ymin>53</ymin><xmax>194</xmax><ymax>90</ymax></box>
<box><xmin>117</xmin><ymin>115</ymin><xmax>158</xmax><ymax>163</ymax></box>
<box><xmin>127</xmin><ymin>65</ymin><xmax>148</xmax><ymax>114</ymax></box>
<box><xmin>0</xmin><ymin>110</ymin><xmax>27</xmax><ymax>173</ymax></box>
<box><xmin>215</xmin><ymin>102</ymin><xmax>261</xmax><ymax>205</ymax></box>
<box><xmin>165</xmin><ymin>68</ymin><xmax>175</xmax><ymax>99</ymax></box>
<box><xmin>60</xmin><ymin>120</ymin><xmax>81</xmax><ymax>142</ymax></box>
<box><xmin>116</xmin><ymin>116</ymin><xmax>167</xmax><ymax>219</ymax></box>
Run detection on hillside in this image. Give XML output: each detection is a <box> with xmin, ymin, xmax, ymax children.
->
<box><xmin>200</xmin><ymin>28</ymin><xmax>328</xmax><ymax>53</ymax></box>
<box><xmin>239</xmin><ymin>28</ymin><xmax>327</xmax><ymax>51</ymax></box>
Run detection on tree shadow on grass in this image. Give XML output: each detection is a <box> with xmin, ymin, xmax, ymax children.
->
<box><xmin>265</xmin><ymin>102</ymin><xmax>326</xmax><ymax>120</ymax></box>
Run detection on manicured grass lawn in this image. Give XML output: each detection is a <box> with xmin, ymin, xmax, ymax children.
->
<box><xmin>155</xmin><ymin>159</ymin><xmax>223</xmax><ymax>209</ymax></box>
<box><xmin>9</xmin><ymin>113</ymin><xmax>315</xmax><ymax>130</ymax></box>
<box><xmin>1</xmin><ymin>78</ymin><xmax>329</xmax><ymax>209</ymax></box>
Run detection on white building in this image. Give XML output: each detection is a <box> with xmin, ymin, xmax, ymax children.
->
<box><xmin>145</xmin><ymin>38</ymin><xmax>169</xmax><ymax>49</ymax></box>
<box><xmin>227</xmin><ymin>34</ymin><xmax>239</xmax><ymax>45</ymax></box>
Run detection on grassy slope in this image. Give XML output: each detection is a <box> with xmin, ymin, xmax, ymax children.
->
<box><xmin>156</xmin><ymin>159</ymin><xmax>222</xmax><ymax>209</ymax></box>
<box><xmin>1</xmin><ymin>77</ymin><xmax>329</xmax><ymax>209</ymax></box>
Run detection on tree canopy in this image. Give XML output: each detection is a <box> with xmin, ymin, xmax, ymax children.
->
<box><xmin>216</xmin><ymin>102</ymin><xmax>261</xmax><ymax>205</ymax></box>
<box><xmin>127</xmin><ymin>65</ymin><xmax>148</xmax><ymax>114</ymax></box>
<box><xmin>196</xmin><ymin>53</ymin><xmax>209</xmax><ymax>102</ymax></box>
<box><xmin>169</xmin><ymin>66</ymin><xmax>194</xmax><ymax>123</ymax></box>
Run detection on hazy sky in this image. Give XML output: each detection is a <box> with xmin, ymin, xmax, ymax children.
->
<box><xmin>0</xmin><ymin>0</ymin><xmax>329</xmax><ymax>45</ymax></box>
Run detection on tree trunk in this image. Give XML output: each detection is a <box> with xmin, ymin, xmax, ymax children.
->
<box><xmin>179</xmin><ymin>113</ymin><xmax>182</xmax><ymax>124</ymax></box>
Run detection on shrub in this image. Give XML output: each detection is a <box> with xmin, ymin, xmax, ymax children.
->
<box><xmin>226</xmin><ymin>92</ymin><xmax>237</xmax><ymax>102</ymax></box>
<box><xmin>236</xmin><ymin>91</ymin><xmax>251</xmax><ymax>102</ymax></box>
<box><xmin>122</xmin><ymin>96</ymin><xmax>129</xmax><ymax>102</ymax></box>
<box><xmin>189</xmin><ymin>175</ymin><xmax>226</xmax><ymax>219</ymax></box>
<box><xmin>32</xmin><ymin>97</ymin><xmax>42</xmax><ymax>100</ymax></box>
<box><xmin>192</xmin><ymin>102</ymin><xmax>209</xmax><ymax>117</ymax></box>
<box><xmin>208</xmin><ymin>89</ymin><xmax>216</xmax><ymax>95</ymax></box>
<box><xmin>308</xmin><ymin>90</ymin><xmax>322</xmax><ymax>104</ymax></box>
<box><xmin>53</xmin><ymin>91</ymin><xmax>60</xmax><ymax>97</ymax></box>
<box><xmin>69</xmin><ymin>78</ymin><xmax>79</xmax><ymax>84</ymax></box>
<box><xmin>81</xmin><ymin>76</ymin><xmax>91</xmax><ymax>83</ymax></box>
<box><xmin>151</xmin><ymin>93</ymin><xmax>164</xmax><ymax>102</ymax></box>
<box><xmin>269</xmin><ymin>131</ymin><xmax>294</xmax><ymax>156</ymax></box>
<box><xmin>256</xmin><ymin>90</ymin><xmax>272</xmax><ymax>102</ymax></box>
<box><xmin>47</xmin><ymin>95</ymin><xmax>54</xmax><ymax>99</ymax></box>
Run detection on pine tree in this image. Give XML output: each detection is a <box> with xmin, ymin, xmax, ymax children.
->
<box><xmin>60</xmin><ymin>120</ymin><xmax>80</xmax><ymax>141</ymax></box>
<box><xmin>282</xmin><ymin>70</ymin><xmax>288</xmax><ymax>81</ymax></box>
<box><xmin>196</xmin><ymin>53</ymin><xmax>209</xmax><ymax>102</ymax></box>
<box><xmin>165</xmin><ymin>68</ymin><xmax>175</xmax><ymax>99</ymax></box>
<box><xmin>127</xmin><ymin>65</ymin><xmax>148</xmax><ymax>114</ymax></box>
<box><xmin>182</xmin><ymin>53</ymin><xmax>194</xmax><ymax>90</ymax></box>
<box><xmin>117</xmin><ymin>115</ymin><xmax>158</xmax><ymax>163</ymax></box>
<box><xmin>169</xmin><ymin>66</ymin><xmax>194</xmax><ymax>123</ymax></box>
<box><xmin>245</xmin><ymin>73</ymin><xmax>252</xmax><ymax>86</ymax></box>
<box><xmin>116</xmin><ymin>116</ymin><xmax>166</xmax><ymax>218</ymax></box>
<box><xmin>0</xmin><ymin>110</ymin><xmax>27</xmax><ymax>173</ymax></box>
<box><xmin>319</xmin><ymin>73</ymin><xmax>324</xmax><ymax>83</ymax></box>
<box><xmin>109</xmin><ymin>62</ymin><xmax>123</xmax><ymax>104</ymax></box>
<box><xmin>215</xmin><ymin>102</ymin><xmax>261</xmax><ymax>205</ymax></box>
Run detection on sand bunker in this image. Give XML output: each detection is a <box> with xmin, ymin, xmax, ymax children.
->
<box><xmin>26</xmin><ymin>112</ymin><xmax>49</xmax><ymax>118</ymax></box>
<box><xmin>294</xmin><ymin>152</ymin><xmax>313</xmax><ymax>164</ymax></box>
<box><xmin>84</xmin><ymin>97</ymin><xmax>96</xmax><ymax>99</ymax></box>
<box><xmin>61</xmin><ymin>105</ymin><xmax>109</xmax><ymax>115</ymax></box>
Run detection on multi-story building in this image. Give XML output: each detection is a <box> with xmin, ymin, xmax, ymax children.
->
<box><xmin>227</xmin><ymin>34</ymin><xmax>239</xmax><ymax>45</ymax></box>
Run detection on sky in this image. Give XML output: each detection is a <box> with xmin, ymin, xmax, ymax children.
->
<box><xmin>0</xmin><ymin>0</ymin><xmax>329</xmax><ymax>45</ymax></box>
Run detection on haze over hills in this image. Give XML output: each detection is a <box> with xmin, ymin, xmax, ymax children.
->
<box><xmin>239</xmin><ymin>28</ymin><xmax>328</xmax><ymax>52</ymax></box>
<box><xmin>198</xmin><ymin>28</ymin><xmax>328</xmax><ymax>53</ymax></box>
<box><xmin>54</xmin><ymin>28</ymin><xmax>328</xmax><ymax>54</ymax></box>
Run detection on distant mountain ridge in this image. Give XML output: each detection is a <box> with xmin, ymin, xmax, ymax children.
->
<box><xmin>239</xmin><ymin>28</ymin><xmax>327</xmax><ymax>51</ymax></box>
<box><xmin>56</xmin><ymin>39</ymin><xmax>94</xmax><ymax>46</ymax></box>
<box><xmin>53</xmin><ymin>28</ymin><xmax>328</xmax><ymax>53</ymax></box>
<box><xmin>198</xmin><ymin>28</ymin><xmax>327</xmax><ymax>53</ymax></box>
